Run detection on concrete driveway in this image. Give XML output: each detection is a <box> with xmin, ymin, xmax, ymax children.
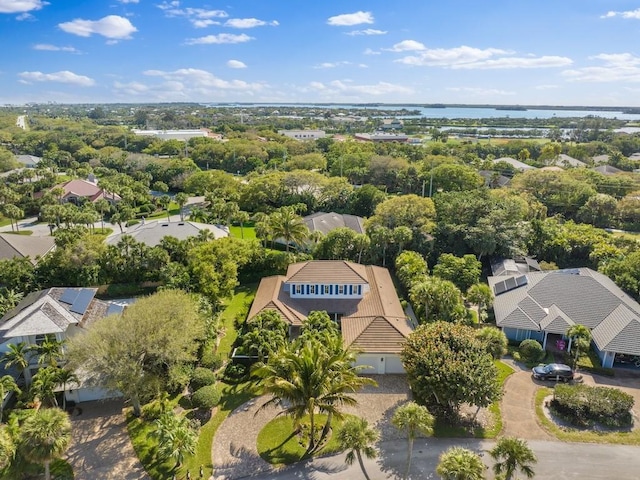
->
<box><xmin>66</xmin><ymin>400</ymin><xmax>150</xmax><ymax>480</ymax></box>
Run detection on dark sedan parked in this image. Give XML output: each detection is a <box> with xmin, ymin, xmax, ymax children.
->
<box><xmin>531</xmin><ymin>363</ymin><xmax>574</xmax><ymax>382</ymax></box>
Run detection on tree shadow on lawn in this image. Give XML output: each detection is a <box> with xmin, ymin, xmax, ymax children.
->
<box><xmin>259</xmin><ymin>430</ymin><xmax>300</xmax><ymax>465</ymax></box>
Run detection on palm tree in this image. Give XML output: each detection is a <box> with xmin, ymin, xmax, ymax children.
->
<box><xmin>20</xmin><ymin>408</ymin><xmax>72</xmax><ymax>480</ymax></box>
<box><xmin>436</xmin><ymin>446</ymin><xmax>486</xmax><ymax>480</ymax></box>
<box><xmin>336</xmin><ymin>417</ymin><xmax>379</xmax><ymax>480</ymax></box>
<box><xmin>3</xmin><ymin>342</ymin><xmax>31</xmax><ymax>382</ymax></box>
<box><xmin>159</xmin><ymin>195</ymin><xmax>172</xmax><ymax>221</ymax></box>
<box><xmin>0</xmin><ymin>376</ymin><xmax>20</xmax><ymax>422</ymax></box>
<box><xmin>154</xmin><ymin>413</ymin><xmax>197</xmax><ymax>470</ymax></box>
<box><xmin>567</xmin><ymin>324</ymin><xmax>592</xmax><ymax>371</ymax></box>
<box><xmin>0</xmin><ymin>426</ymin><xmax>15</xmax><ymax>472</ymax></box>
<box><xmin>55</xmin><ymin>369</ymin><xmax>79</xmax><ymax>412</ymax></box>
<box><xmin>392</xmin><ymin>401</ymin><xmax>434</xmax><ymax>480</ymax></box>
<box><xmin>33</xmin><ymin>337</ymin><xmax>65</xmax><ymax>367</ymax></box>
<box><xmin>234</xmin><ymin>210</ymin><xmax>250</xmax><ymax>239</ymax></box>
<box><xmin>490</xmin><ymin>437</ymin><xmax>536</xmax><ymax>480</ymax></box>
<box><xmin>253</xmin><ymin>338</ymin><xmax>375</xmax><ymax>454</ymax></box>
<box><xmin>30</xmin><ymin>367</ymin><xmax>61</xmax><ymax>408</ymax></box>
<box><xmin>268</xmin><ymin>207</ymin><xmax>309</xmax><ymax>252</ymax></box>
<box><xmin>174</xmin><ymin>192</ymin><xmax>189</xmax><ymax>221</ymax></box>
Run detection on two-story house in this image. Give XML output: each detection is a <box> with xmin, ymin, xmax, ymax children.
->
<box><xmin>248</xmin><ymin>260</ymin><xmax>414</xmax><ymax>374</ymax></box>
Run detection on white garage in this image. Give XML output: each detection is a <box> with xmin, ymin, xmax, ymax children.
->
<box><xmin>356</xmin><ymin>354</ymin><xmax>405</xmax><ymax>374</ymax></box>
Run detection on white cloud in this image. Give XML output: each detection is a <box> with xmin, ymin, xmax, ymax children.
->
<box><xmin>601</xmin><ymin>8</ymin><xmax>640</xmax><ymax>19</ymax></box>
<box><xmin>452</xmin><ymin>55</ymin><xmax>573</xmax><ymax>70</ymax></box>
<box><xmin>0</xmin><ymin>0</ymin><xmax>47</xmax><ymax>14</ymax></box>
<box><xmin>119</xmin><ymin>0</ymin><xmax>139</xmax><ymax>3</ymax></box>
<box><xmin>395</xmin><ymin>45</ymin><xmax>507</xmax><ymax>66</ymax></box>
<box><xmin>327</xmin><ymin>11</ymin><xmax>374</xmax><ymax>26</ymax></box>
<box><xmin>363</xmin><ymin>48</ymin><xmax>380</xmax><ymax>55</ymax></box>
<box><xmin>185</xmin><ymin>33</ymin><xmax>253</xmax><ymax>45</ymax></box>
<box><xmin>224</xmin><ymin>18</ymin><xmax>278</xmax><ymax>28</ymax></box>
<box><xmin>59</xmin><ymin>15</ymin><xmax>137</xmax><ymax>39</ymax></box>
<box><xmin>33</xmin><ymin>44</ymin><xmax>80</xmax><ymax>53</ymax></box>
<box><xmin>314</xmin><ymin>61</ymin><xmax>352</xmax><ymax>69</ymax></box>
<box><xmin>113</xmin><ymin>81</ymin><xmax>149</xmax><ymax>94</ymax></box>
<box><xmin>562</xmin><ymin>53</ymin><xmax>640</xmax><ymax>82</ymax></box>
<box><xmin>387</xmin><ymin>40</ymin><xmax>426</xmax><ymax>52</ymax></box>
<box><xmin>306</xmin><ymin>79</ymin><xmax>412</xmax><ymax>96</ymax></box>
<box><xmin>535</xmin><ymin>84</ymin><xmax>559</xmax><ymax>90</ymax></box>
<box><xmin>142</xmin><ymin>68</ymin><xmax>266</xmax><ymax>92</ymax></box>
<box><xmin>346</xmin><ymin>28</ymin><xmax>386</xmax><ymax>36</ymax></box>
<box><xmin>446</xmin><ymin>87</ymin><xmax>515</xmax><ymax>96</ymax></box>
<box><xmin>18</xmin><ymin>70</ymin><xmax>95</xmax><ymax>86</ymax></box>
<box><xmin>157</xmin><ymin>1</ymin><xmax>227</xmax><ymax>28</ymax></box>
<box><xmin>227</xmin><ymin>60</ymin><xmax>247</xmax><ymax>69</ymax></box>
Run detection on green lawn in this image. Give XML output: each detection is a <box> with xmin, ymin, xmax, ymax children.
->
<box><xmin>217</xmin><ymin>284</ymin><xmax>257</xmax><ymax>358</ymax></box>
<box><xmin>146</xmin><ymin>202</ymin><xmax>181</xmax><ymax>220</ymax></box>
<box><xmin>535</xmin><ymin>387</ymin><xmax>640</xmax><ymax>445</ymax></box>
<box><xmin>256</xmin><ymin>414</ymin><xmax>349</xmax><ymax>466</ymax></box>
<box><xmin>433</xmin><ymin>359</ymin><xmax>515</xmax><ymax>439</ymax></box>
<box><xmin>0</xmin><ymin>216</ymin><xmax>13</xmax><ymax>227</ymax></box>
<box><xmin>229</xmin><ymin>225</ymin><xmax>257</xmax><ymax>240</ymax></box>
<box><xmin>2</xmin><ymin>229</ymin><xmax>33</xmax><ymax>235</ymax></box>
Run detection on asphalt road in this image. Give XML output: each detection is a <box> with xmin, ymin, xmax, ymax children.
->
<box><xmin>252</xmin><ymin>439</ymin><xmax>640</xmax><ymax>480</ymax></box>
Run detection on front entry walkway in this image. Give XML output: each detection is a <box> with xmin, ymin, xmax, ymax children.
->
<box><xmin>500</xmin><ymin>371</ymin><xmax>553</xmax><ymax>440</ymax></box>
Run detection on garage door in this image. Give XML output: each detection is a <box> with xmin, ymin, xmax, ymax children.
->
<box><xmin>356</xmin><ymin>354</ymin><xmax>405</xmax><ymax>374</ymax></box>
<box><xmin>385</xmin><ymin>355</ymin><xmax>405</xmax><ymax>374</ymax></box>
<box><xmin>355</xmin><ymin>355</ymin><xmax>379</xmax><ymax>374</ymax></box>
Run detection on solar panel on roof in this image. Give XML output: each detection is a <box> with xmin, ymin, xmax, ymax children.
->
<box><xmin>505</xmin><ymin>277</ymin><xmax>517</xmax><ymax>291</ymax></box>
<box><xmin>494</xmin><ymin>281</ymin><xmax>507</xmax><ymax>295</ymax></box>
<box><xmin>59</xmin><ymin>288</ymin><xmax>80</xmax><ymax>305</ymax></box>
<box><xmin>515</xmin><ymin>275</ymin><xmax>529</xmax><ymax>287</ymax></box>
<box><xmin>106</xmin><ymin>304</ymin><xmax>125</xmax><ymax>316</ymax></box>
<box><xmin>69</xmin><ymin>289</ymin><xmax>95</xmax><ymax>315</ymax></box>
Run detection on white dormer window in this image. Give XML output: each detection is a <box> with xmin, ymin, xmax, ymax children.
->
<box><xmin>295</xmin><ymin>284</ymin><xmax>301</xmax><ymax>294</ymax></box>
<box><xmin>310</xmin><ymin>285</ymin><xmax>316</xmax><ymax>294</ymax></box>
<box><xmin>323</xmin><ymin>285</ymin><xmax>330</xmax><ymax>294</ymax></box>
<box><xmin>338</xmin><ymin>285</ymin><xmax>344</xmax><ymax>295</ymax></box>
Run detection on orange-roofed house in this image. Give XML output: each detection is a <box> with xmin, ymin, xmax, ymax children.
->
<box><xmin>57</xmin><ymin>178</ymin><xmax>121</xmax><ymax>205</ymax></box>
<box><xmin>248</xmin><ymin>260</ymin><xmax>415</xmax><ymax>374</ymax></box>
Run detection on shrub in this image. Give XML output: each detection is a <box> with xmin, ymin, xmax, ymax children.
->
<box><xmin>190</xmin><ymin>367</ymin><xmax>217</xmax><ymax>391</ymax></box>
<box><xmin>224</xmin><ymin>362</ymin><xmax>248</xmax><ymax>381</ymax></box>
<box><xmin>191</xmin><ymin>385</ymin><xmax>221</xmax><ymax>409</ymax></box>
<box><xmin>550</xmin><ymin>384</ymin><xmax>634</xmax><ymax>428</ymax></box>
<box><xmin>519</xmin><ymin>339</ymin><xmax>544</xmax><ymax>363</ymax></box>
<box><xmin>476</xmin><ymin>327</ymin><xmax>507</xmax><ymax>359</ymax></box>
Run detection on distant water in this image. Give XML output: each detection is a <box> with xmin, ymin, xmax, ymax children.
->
<box><xmin>209</xmin><ymin>103</ymin><xmax>640</xmax><ymax>121</ymax></box>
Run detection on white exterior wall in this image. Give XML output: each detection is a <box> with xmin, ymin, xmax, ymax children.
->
<box><xmin>355</xmin><ymin>354</ymin><xmax>405</xmax><ymax>374</ymax></box>
<box><xmin>289</xmin><ymin>283</ymin><xmax>368</xmax><ymax>299</ymax></box>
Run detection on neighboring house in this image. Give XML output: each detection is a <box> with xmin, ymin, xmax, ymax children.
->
<box><xmin>0</xmin><ymin>234</ymin><xmax>56</xmax><ymax>264</ymax></box>
<box><xmin>55</xmin><ymin>178</ymin><xmax>121</xmax><ymax>204</ymax></box>
<box><xmin>380</xmin><ymin>118</ymin><xmax>404</xmax><ymax>131</ymax></box>
<box><xmin>132</xmin><ymin>128</ymin><xmax>212</xmax><ymax>141</ymax></box>
<box><xmin>491</xmin><ymin>257</ymin><xmax>541</xmax><ymax>277</ymax></box>
<box><xmin>492</xmin><ymin>157</ymin><xmax>536</xmax><ymax>171</ymax></box>
<box><xmin>15</xmin><ymin>155</ymin><xmax>41</xmax><ymax>168</ymax></box>
<box><xmin>556</xmin><ymin>154</ymin><xmax>586</xmax><ymax>168</ymax></box>
<box><xmin>593</xmin><ymin>165</ymin><xmax>623</xmax><ymax>176</ymax></box>
<box><xmin>354</xmin><ymin>132</ymin><xmax>409</xmax><ymax>143</ymax></box>
<box><xmin>489</xmin><ymin>268</ymin><xmax>640</xmax><ymax>368</ymax></box>
<box><xmin>592</xmin><ymin>154</ymin><xmax>610</xmax><ymax>165</ymax></box>
<box><xmin>278</xmin><ymin>129</ymin><xmax>326</xmax><ymax>141</ymax></box>
<box><xmin>478</xmin><ymin>170</ymin><xmax>511</xmax><ymax>188</ymax></box>
<box><xmin>0</xmin><ymin>287</ymin><xmax>125</xmax><ymax>402</ymax></box>
<box><xmin>106</xmin><ymin>219</ymin><xmax>228</xmax><ymax>247</ymax></box>
<box><xmin>303</xmin><ymin>212</ymin><xmax>365</xmax><ymax>236</ymax></box>
<box><xmin>248</xmin><ymin>260</ymin><xmax>414</xmax><ymax>374</ymax></box>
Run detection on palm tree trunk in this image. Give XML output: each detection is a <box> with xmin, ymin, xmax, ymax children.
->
<box><xmin>318</xmin><ymin>411</ymin><xmax>333</xmax><ymax>450</ymax></box>
<box><xmin>62</xmin><ymin>381</ymin><xmax>67</xmax><ymax>411</ymax></box>
<box><xmin>44</xmin><ymin>460</ymin><xmax>51</xmax><ymax>480</ymax></box>
<box><xmin>356</xmin><ymin>450</ymin><xmax>372</xmax><ymax>480</ymax></box>
<box><xmin>131</xmin><ymin>395</ymin><xmax>142</xmax><ymax>417</ymax></box>
<box><xmin>307</xmin><ymin>409</ymin><xmax>315</xmax><ymax>454</ymax></box>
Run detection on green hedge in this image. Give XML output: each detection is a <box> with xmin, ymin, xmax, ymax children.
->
<box><xmin>191</xmin><ymin>385</ymin><xmax>221</xmax><ymax>409</ymax></box>
<box><xmin>550</xmin><ymin>384</ymin><xmax>634</xmax><ymax>428</ymax></box>
<box><xmin>190</xmin><ymin>367</ymin><xmax>217</xmax><ymax>391</ymax></box>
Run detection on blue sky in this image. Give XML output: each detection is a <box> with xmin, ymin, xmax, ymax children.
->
<box><xmin>2</xmin><ymin>1</ymin><xmax>640</xmax><ymax>106</ymax></box>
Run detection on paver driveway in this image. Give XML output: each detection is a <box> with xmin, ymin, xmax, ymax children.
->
<box><xmin>66</xmin><ymin>400</ymin><xmax>150</xmax><ymax>480</ymax></box>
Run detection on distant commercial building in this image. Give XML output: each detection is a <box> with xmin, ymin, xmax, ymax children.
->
<box><xmin>380</xmin><ymin>118</ymin><xmax>404</xmax><ymax>130</ymax></box>
<box><xmin>278</xmin><ymin>129</ymin><xmax>326</xmax><ymax>141</ymax></box>
<box><xmin>354</xmin><ymin>132</ymin><xmax>409</xmax><ymax>143</ymax></box>
<box><xmin>132</xmin><ymin>129</ymin><xmax>213</xmax><ymax>141</ymax></box>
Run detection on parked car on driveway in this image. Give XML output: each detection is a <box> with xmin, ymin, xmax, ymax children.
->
<box><xmin>531</xmin><ymin>363</ymin><xmax>574</xmax><ymax>382</ymax></box>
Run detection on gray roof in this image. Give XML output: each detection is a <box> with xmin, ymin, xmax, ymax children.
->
<box><xmin>493</xmin><ymin>157</ymin><xmax>536</xmax><ymax>171</ymax></box>
<box><xmin>592</xmin><ymin>154</ymin><xmax>610</xmax><ymax>165</ymax></box>
<box><xmin>0</xmin><ymin>287</ymin><xmax>115</xmax><ymax>341</ymax></box>
<box><xmin>107</xmin><ymin>220</ymin><xmax>228</xmax><ymax>247</ymax></box>
<box><xmin>490</xmin><ymin>268</ymin><xmax>640</xmax><ymax>355</ymax></box>
<box><xmin>15</xmin><ymin>155</ymin><xmax>41</xmax><ymax>166</ymax></box>
<box><xmin>490</xmin><ymin>257</ymin><xmax>540</xmax><ymax>276</ymax></box>
<box><xmin>593</xmin><ymin>165</ymin><xmax>623</xmax><ymax>175</ymax></box>
<box><xmin>0</xmin><ymin>234</ymin><xmax>56</xmax><ymax>264</ymax></box>
<box><xmin>303</xmin><ymin>212</ymin><xmax>365</xmax><ymax>236</ymax></box>
<box><xmin>557</xmin><ymin>154</ymin><xmax>586</xmax><ymax>168</ymax></box>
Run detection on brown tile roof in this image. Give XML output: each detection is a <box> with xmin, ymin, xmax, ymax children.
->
<box><xmin>249</xmin><ymin>261</ymin><xmax>412</xmax><ymax>353</ymax></box>
<box><xmin>0</xmin><ymin>234</ymin><xmax>56</xmax><ymax>264</ymax></box>
<box><xmin>286</xmin><ymin>260</ymin><xmax>368</xmax><ymax>284</ymax></box>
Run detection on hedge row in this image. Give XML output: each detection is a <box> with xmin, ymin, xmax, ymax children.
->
<box><xmin>550</xmin><ymin>384</ymin><xmax>634</xmax><ymax>428</ymax></box>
